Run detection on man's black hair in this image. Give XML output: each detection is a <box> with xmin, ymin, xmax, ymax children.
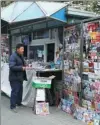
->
<box><xmin>16</xmin><ymin>43</ymin><xmax>24</xmax><ymax>50</ymax></box>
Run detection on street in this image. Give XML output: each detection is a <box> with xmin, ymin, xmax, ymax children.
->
<box><xmin>1</xmin><ymin>95</ymin><xmax>86</xmax><ymax>125</ymax></box>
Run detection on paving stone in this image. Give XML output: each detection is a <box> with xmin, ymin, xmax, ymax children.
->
<box><xmin>1</xmin><ymin>96</ymin><xmax>86</xmax><ymax>125</ymax></box>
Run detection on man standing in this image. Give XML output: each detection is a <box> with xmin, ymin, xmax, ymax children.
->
<box><xmin>9</xmin><ymin>44</ymin><xmax>27</xmax><ymax>113</ymax></box>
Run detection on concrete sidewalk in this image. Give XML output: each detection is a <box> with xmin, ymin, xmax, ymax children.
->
<box><xmin>1</xmin><ymin>95</ymin><xmax>86</xmax><ymax>125</ymax></box>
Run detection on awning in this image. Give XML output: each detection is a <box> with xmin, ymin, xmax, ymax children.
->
<box><xmin>1</xmin><ymin>1</ymin><xmax>67</xmax><ymax>23</ymax></box>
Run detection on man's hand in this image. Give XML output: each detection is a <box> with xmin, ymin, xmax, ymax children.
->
<box><xmin>22</xmin><ymin>67</ymin><xmax>26</xmax><ymax>71</ymax></box>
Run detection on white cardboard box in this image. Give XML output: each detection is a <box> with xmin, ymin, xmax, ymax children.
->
<box><xmin>36</xmin><ymin>89</ymin><xmax>45</xmax><ymax>101</ymax></box>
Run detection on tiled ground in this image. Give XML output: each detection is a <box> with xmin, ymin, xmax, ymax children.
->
<box><xmin>1</xmin><ymin>95</ymin><xmax>86</xmax><ymax>125</ymax></box>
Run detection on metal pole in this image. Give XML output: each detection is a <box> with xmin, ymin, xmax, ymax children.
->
<box><xmin>62</xmin><ymin>26</ymin><xmax>65</xmax><ymax>84</ymax></box>
<box><xmin>0</xmin><ymin>2</ymin><xmax>1</xmax><ymax>124</ymax></box>
<box><xmin>79</xmin><ymin>21</ymin><xmax>84</xmax><ymax>106</ymax></box>
<box><xmin>9</xmin><ymin>29</ymin><xmax>12</xmax><ymax>55</ymax></box>
<box><xmin>27</xmin><ymin>41</ymin><xmax>29</xmax><ymax>60</ymax></box>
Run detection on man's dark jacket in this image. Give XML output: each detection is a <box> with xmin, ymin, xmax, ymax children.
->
<box><xmin>9</xmin><ymin>52</ymin><xmax>27</xmax><ymax>82</ymax></box>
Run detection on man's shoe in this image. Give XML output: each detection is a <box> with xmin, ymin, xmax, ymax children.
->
<box><xmin>16</xmin><ymin>104</ymin><xmax>22</xmax><ymax>106</ymax></box>
<box><xmin>11</xmin><ymin>108</ymin><xmax>17</xmax><ymax>113</ymax></box>
<box><xmin>16</xmin><ymin>104</ymin><xmax>23</xmax><ymax>109</ymax></box>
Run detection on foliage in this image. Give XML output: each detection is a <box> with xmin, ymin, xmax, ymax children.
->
<box><xmin>71</xmin><ymin>1</ymin><xmax>100</xmax><ymax>14</ymax></box>
<box><xmin>1</xmin><ymin>1</ymin><xmax>13</xmax><ymax>7</ymax></box>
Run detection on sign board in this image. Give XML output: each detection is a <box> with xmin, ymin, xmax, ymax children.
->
<box><xmin>32</xmin><ymin>77</ymin><xmax>52</xmax><ymax>88</ymax></box>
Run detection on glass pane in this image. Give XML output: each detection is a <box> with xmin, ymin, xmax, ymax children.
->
<box><xmin>37</xmin><ymin>1</ymin><xmax>65</xmax><ymax>15</ymax></box>
<box><xmin>1</xmin><ymin>2</ymin><xmax>33</xmax><ymax>22</ymax></box>
<box><xmin>33</xmin><ymin>30</ymin><xmax>49</xmax><ymax>39</ymax></box>
<box><xmin>29</xmin><ymin>45</ymin><xmax>44</xmax><ymax>62</ymax></box>
<box><xmin>50</xmin><ymin>29</ymin><xmax>55</xmax><ymax>39</ymax></box>
<box><xmin>1</xmin><ymin>3</ymin><xmax>15</xmax><ymax>21</ymax></box>
<box><xmin>11</xmin><ymin>2</ymin><xmax>33</xmax><ymax>21</ymax></box>
<box><xmin>14</xmin><ymin>3</ymin><xmax>44</xmax><ymax>22</ymax></box>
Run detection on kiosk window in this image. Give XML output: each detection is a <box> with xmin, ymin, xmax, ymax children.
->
<box><xmin>29</xmin><ymin>45</ymin><xmax>44</xmax><ymax>61</ymax></box>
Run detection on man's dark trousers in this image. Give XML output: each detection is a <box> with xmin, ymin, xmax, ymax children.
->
<box><xmin>10</xmin><ymin>81</ymin><xmax>23</xmax><ymax>109</ymax></box>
